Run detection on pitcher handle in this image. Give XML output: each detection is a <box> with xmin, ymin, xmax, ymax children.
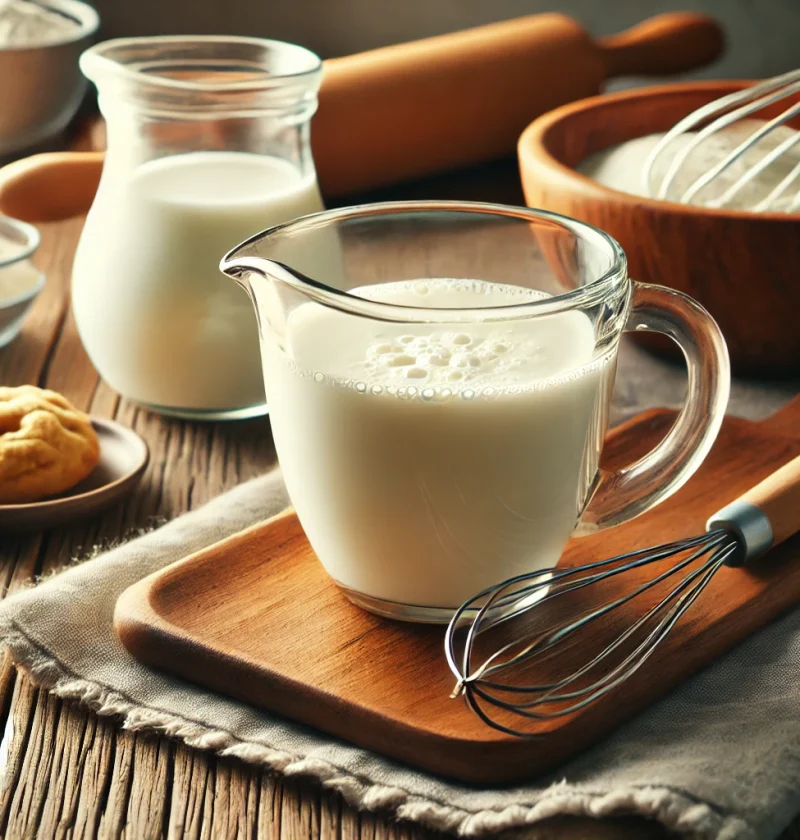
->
<box><xmin>582</xmin><ymin>282</ymin><xmax>730</xmax><ymax>532</ymax></box>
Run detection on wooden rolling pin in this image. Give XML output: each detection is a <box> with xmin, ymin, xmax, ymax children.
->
<box><xmin>0</xmin><ymin>11</ymin><xmax>723</xmax><ymax>222</ymax></box>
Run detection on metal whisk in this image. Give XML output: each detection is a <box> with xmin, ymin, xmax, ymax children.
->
<box><xmin>445</xmin><ymin>454</ymin><xmax>800</xmax><ymax>737</ymax></box>
<box><xmin>643</xmin><ymin>69</ymin><xmax>800</xmax><ymax>212</ymax></box>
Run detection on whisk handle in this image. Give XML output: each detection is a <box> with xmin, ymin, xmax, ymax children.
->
<box><xmin>708</xmin><ymin>454</ymin><xmax>800</xmax><ymax>560</ymax></box>
<box><xmin>598</xmin><ymin>12</ymin><xmax>725</xmax><ymax>78</ymax></box>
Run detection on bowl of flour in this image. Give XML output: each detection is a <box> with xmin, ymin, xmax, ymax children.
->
<box><xmin>0</xmin><ymin>0</ymin><xmax>99</xmax><ymax>157</ymax></box>
<box><xmin>0</xmin><ymin>214</ymin><xmax>43</xmax><ymax>346</ymax></box>
<box><xmin>518</xmin><ymin>80</ymin><xmax>800</xmax><ymax>377</ymax></box>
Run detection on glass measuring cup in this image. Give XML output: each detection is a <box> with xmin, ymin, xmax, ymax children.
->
<box><xmin>221</xmin><ymin>202</ymin><xmax>730</xmax><ymax>623</ymax></box>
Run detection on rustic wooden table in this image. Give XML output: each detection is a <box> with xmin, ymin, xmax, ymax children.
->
<box><xmin>0</xmin><ymin>124</ymin><xmax>797</xmax><ymax>840</ymax></box>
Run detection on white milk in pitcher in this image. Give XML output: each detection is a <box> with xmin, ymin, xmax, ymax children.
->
<box><xmin>73</xmin><ymin>151</ymin><xmax>323</xmax><ymax>412</ymax></box>
<box><xmin>264</xmin><ymin>278</ymin><xmax>615</xmax><ymax>610</ymax></box>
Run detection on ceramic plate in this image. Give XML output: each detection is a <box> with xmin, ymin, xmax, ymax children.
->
<box><xmin>0</xmin><ymin>418</ymin><xmax>149</xmax><ymax>532</ymax></box>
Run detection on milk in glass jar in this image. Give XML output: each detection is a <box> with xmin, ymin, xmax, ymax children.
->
<box><xmin>72</xmin><ymin>37</ymin><xmax>323</xmax><ymax>418</ymax></box>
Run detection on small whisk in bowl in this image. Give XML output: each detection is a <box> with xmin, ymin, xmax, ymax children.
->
<box><xmin>642</xmin><ymin>69</ymin><xmax>800</xmax><ymax>212</ymax></box>
<box><xmin>445</xmin><ymin>454</ymin><xmax>800</xmax><ymax>737</ymax></box>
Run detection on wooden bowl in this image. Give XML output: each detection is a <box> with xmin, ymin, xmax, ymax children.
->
<box><xmin>518</xmin><ymin>81</ymin><xmax>800</xmax><ymax>377</ymax></box>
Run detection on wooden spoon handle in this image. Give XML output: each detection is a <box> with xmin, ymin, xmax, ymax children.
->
<box><xmin>599</xmin><ymin>12</ymin><xmax>724</xmax><ymax>78</ymax></box>
<box><xmin>738</xmin><ymin>455</ymin><xmax>800</xmax><ymax>548</ymax></box>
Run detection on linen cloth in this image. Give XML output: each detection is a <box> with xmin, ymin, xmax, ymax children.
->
<box><xmin>0</xmin><ymin>343</ymin><xmax>798</xmax><ymax>840</ymax></box>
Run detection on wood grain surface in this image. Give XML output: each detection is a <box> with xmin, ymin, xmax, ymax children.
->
<box><xmin>518</xmin><ymin>81</ymin><xmax>800</xmax><ymax>377</ymax></box>
<box><xmin>0</xmin><ymin>120</ymin><xmax>797</xmax><ymax>838</ymax></box>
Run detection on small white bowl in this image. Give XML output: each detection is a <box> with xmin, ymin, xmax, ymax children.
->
<box><xmin>0</xmin><ymin>215</ymin><xmax>44</xmax><ymax>347</ymax></box>
<box><xmin>0</xmin><ymin>0</ymin><xmax>100</xmax><ymax>157</ymax></box>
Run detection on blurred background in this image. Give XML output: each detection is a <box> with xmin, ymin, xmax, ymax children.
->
<box><xmin>85</xmin><ymin>0</ymin><xmax>799</xmax><ymax>80</ymax></box>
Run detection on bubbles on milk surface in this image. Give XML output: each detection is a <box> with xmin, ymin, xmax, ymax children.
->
<box><xmin>361</xmin><ymin>328</ymin><xmax>538</xmax><ymax>393</ymax></box>
<box><xmin>296</xmin><ymin>278</ymin><xmax>601</xmax><ymax>400</ymax></box>
<box><xmin>352</xmin><ymin>278</ymin><xmax>597</xmax><ymax>399</ymax></box>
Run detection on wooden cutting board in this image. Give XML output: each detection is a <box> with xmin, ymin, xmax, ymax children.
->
<box><xmin>115</xmin><ymin>398</ymin><xmax>800</xmax><ymax>785</ymax></box>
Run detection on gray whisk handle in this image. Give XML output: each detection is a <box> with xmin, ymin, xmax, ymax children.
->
<box><xmin>706</xmin><ymin>501</ymin><xmax>773</xmax><ymax>566</ymax></box>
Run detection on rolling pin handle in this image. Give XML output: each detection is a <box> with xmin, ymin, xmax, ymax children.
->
<box><xmin>599</xmin><ymin>12</ymin><xmax>725</xmax><ymax>79</ymax></box>
<box><xmin>0</xmin><ymin>151</ymin><xmax>103</xmax><ymax>223</ymax></box>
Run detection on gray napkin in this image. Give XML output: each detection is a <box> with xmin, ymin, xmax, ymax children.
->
<box><xmin>0</xmin><ymin>344</ymin><xmax>797</xmax><ymax>840</ymax></box>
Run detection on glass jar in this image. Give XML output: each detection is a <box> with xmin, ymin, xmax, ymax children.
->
<box><xmin>72</xmin><ymin>36</ymin><xmax>323</xmax><ymax>419</ymax></box>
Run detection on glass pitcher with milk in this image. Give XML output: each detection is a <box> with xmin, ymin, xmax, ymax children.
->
<box><xmin>221</xmin><ymin>202</ymin><xmax>731</xmax><ymax>623</ymax></box>
<box><xmin>72</xmin><ymin>37</ymin><xmax>323</xmax><ymax>419</ymax></box>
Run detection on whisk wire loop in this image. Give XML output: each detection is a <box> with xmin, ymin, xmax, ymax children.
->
<box><xmin>445</xmin><ymin>529</ymin><xmax>737</xmax><ymax>738</ymax></box>
<box><xmin>446</xmin><ymin>531</ymin><xmax>722</xmax><ymax>688</ymax></box>
<box><xmin>642</xmin><ymin>68</ymin><xmax>800</xmax><ymax>209</ymax></box>
<box><xmin>472</xmin><ymin>530</ymin><xmax>730</xmax><ymax>687</ymax></box>
<box><xmin>467</xmin><ymin>544</ymin><xmax>733</xmax><ymax>736</ymax></box>
<box><xmin>681</xmin><ymin>96</ymin><xmax>800</xmax><ymax>205</ymax></box>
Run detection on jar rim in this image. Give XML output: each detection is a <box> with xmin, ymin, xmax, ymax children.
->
<box><xmin>80</xmin><ymin>35</ymin><xmax>323</xmax><ymax>94</ymax></box>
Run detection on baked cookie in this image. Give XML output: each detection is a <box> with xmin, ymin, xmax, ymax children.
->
<box><xmin>0</xmin><ymin>386</ymin><xmax>100</xmax><ymax>504</ymax></box>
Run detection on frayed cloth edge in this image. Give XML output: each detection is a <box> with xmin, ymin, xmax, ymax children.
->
<box><xmin>0</xmin><ymin>629</ymin><xmax>753</xmax><ymax>840</ymax></box>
